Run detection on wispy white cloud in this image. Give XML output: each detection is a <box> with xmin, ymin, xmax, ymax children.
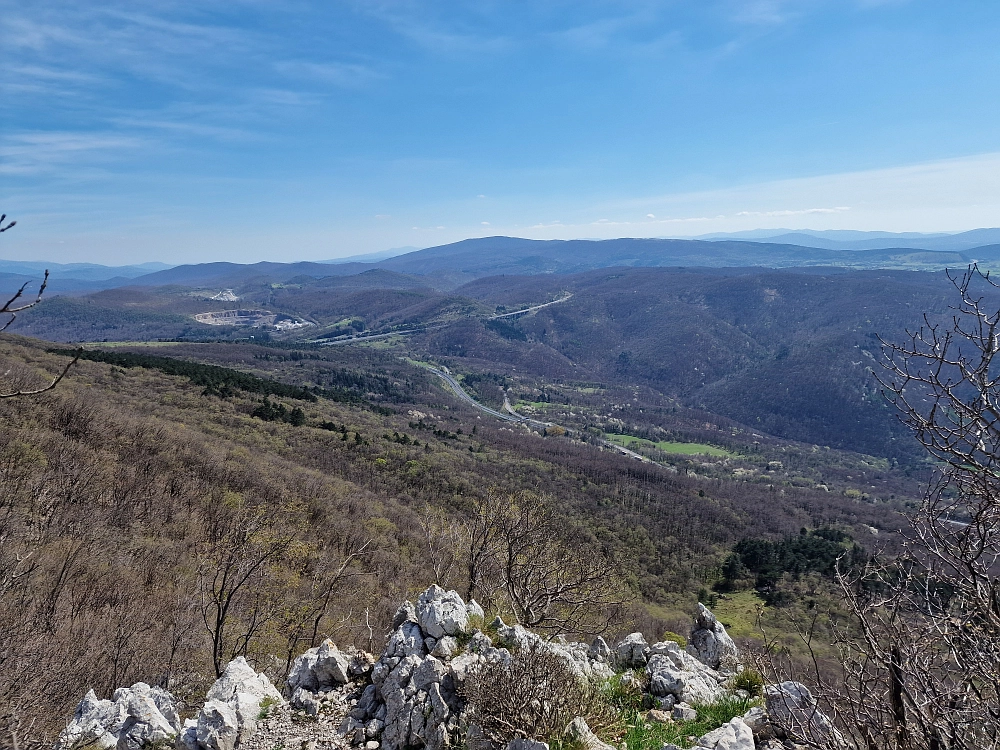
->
<box><xmin>274</xmin><ymin>60</ymin><xmax>382</xmax><ymax>88</ymax></box>
<box><xmin>0</xmin><ymin>131</ymin><xmax>144</xmax><ymax>176</ymax></box>
<box><xmin>108</xmin><ymin>116</ymin><xmax>257</xmax><ymax>142</ymax></box>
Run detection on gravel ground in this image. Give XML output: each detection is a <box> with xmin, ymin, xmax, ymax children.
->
<box><xmin>240</xmin><ymin>685</ymin><xmax>357</xmax><ymax>750</ymax></box>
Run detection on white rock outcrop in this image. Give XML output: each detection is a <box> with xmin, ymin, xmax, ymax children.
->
<box><xmin>614</xmin><ymin>632</ymin><xmax>649</xmax><ymax>669</ymax></box>
<box><xmin>695</xmin><ymin>716</ymin><xmax>755</xmax><ymax>750</ymax></box>
<box><xmin>183</xmin><ymin>657</ymin><xmax>285</xmax><ymax>750</ymax></box>
<box><xmin>646</xmin><ymin>640</ymin><xmax>725</xmax><ymax>705</ymax></box>
<box><xmin>687</xmin><ymin>603</ymin><xmax>738</xmax><ymax>672</ymax></box>
<box><xmin>764</xmin><ymin>681</ymin><xmax>841</xmax><ymax>745</ymax></box>
<box><xmin>287</xmin><ymin>639</ymin><xmax>352</xmax><ymax>694</ymax></box>
<box><xmin>55</xmin><ymin>683</ymin><xmax>181</xmax><ymax>750</ymax></box>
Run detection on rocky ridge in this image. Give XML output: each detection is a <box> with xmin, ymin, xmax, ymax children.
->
<box><xmin>55</xmin><ymin>586</ymin><xmax>837</xmax><ymax>750</ymax></box>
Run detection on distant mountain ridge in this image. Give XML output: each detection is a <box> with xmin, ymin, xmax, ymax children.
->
<box><xmin>12</xmin><ymin>231</ymin><xmax>1000</xmax><ymax>295</ymax></box>
<box><xmin>80</xmin><ymin>236</ymin><xmax>1000</xmax><ymax>291</ymax></box>
<box><xmin>696</xmin><ymin>227</ymin><xmax>1000</xmax><ymax>251</ymax></box>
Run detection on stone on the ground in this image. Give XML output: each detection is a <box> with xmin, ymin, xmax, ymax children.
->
<box><xmin>563</xmin><ymin>718</ymin><xmax>615</xmax><ymax>750</ymax></box>
<box><xmin>288</xmin><ymin>640</ymin><xmax>353</xmax><ymax>694</ymax></box>
<box><xmin>671</xmin><ymin>703</ymin><xmax>697</xmax><ymax>722</ymax></box>
<box><xmin>614</xmin><ymin>632</ymin><xmax>649</xmax><ymax>669</ymax></box>
<box><xmin>647</xmin><ymin>642</ymin><xmax>724</xmax><ymax>705</ymax></box>
<box><xmin>695</xmin><ymin>717</ymin><xmax>754</xmax><ymax>750</ymax></box>
<box><xmin>197</xmin><ymin>657</ymin><xmax>286</xmax><ymax>749</ymax></box>
<box><xmin>430</xmin><ymin>635</ymin><xmax>458</xmax><ymax>659</ymax></box>
<box><xmin>291</xmin><ymin>688</ymin><xmax>320</xmax><ymax>717</ymax></box>
<box><xmin>589</xmin><ymin>636</ymin><xmax>611</xmax><ymax>662</ymax></box>
<box><xmin>687</xmin><ymin>604</ymin><xmax>738</xmax><ymax>671</ymax></box>
<box><xmin>645</xmin><ymin>709</ymin><xmax>672</xmax><ymax>725</ymax></box>
<box><xmin>657</xmin><ymin>695</ymin><xmax>677</xmax><ymax>711</ymax></box>
<box><xmin>208</xmin><ymin>657</ymin><xmax>284</xmax><ymax>706</ymax></box>
<box><xmin>505</xmin><ymin>739</ymin><xmax>549</xmax><ymax>750</ymax></box>
<box><xmin>740</xmin><ymin>706</ymin><xmax>773</xmax><ymax>740</ymax></box>
<box><xmin>56</xmin><ymin>588</ymin><xmax>756</xmax><ymax>750</ymax></box>
<box><xmin>764</xmin><ymin>681</ymin><xmax>840</xmax><ymax>744</ymax></box>
<box><xmin>196</xmin><ymin>700</ymin><xmax>240</xmax><ymax>750</ymax></box>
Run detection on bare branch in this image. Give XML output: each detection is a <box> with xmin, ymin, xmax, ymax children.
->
<box><xmin>0</xmin><ymin>350</ymin><xmax>80</xmax><ymax>399</ymax></box>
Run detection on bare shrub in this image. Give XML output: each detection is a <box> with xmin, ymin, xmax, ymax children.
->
<box><xmin>460</xmin><ymin>642</ymin><xmax>618</xmax><ymax>747</ymax></box>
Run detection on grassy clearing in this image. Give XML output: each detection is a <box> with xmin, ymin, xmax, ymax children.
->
<box><xmin>606</xmin><ymin>434</ymin><xmax>735</xmax><ymax>457</ymax></box>
<box><xmin>596</xmin><ymin>674</ymin><xmax>758</xmax><ymax>750</ymax></box>
<box><xmin>708</xmin><ymin>590</ymin><xmax>766</xmax><ymax>642</ymax></box>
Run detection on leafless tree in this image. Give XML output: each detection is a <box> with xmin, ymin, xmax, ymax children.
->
<box><xmin>466</xmin><ymin>490</ymin><xmax>626</xmax><ymax>635</ymax></box>
<box><xmin>417</xmin><ymin>505</ymin><xmax>465</xmax><ymax>587</ymax></box>
<box><xmin>757</xmin><ymin>265</ymin><xmax>1000</xmax><ymax>750</ymax></box>
<box><xmin>198</xmin><ymin>505</ymin><xmax>293</xmax><ymax>676</ymax></box>
<box><xmin>278</xmin><ymin>536</ymin><xmax>373</xmax><ymax>675</ymax></box>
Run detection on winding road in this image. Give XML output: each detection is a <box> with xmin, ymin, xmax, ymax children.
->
<box><xmin>419</xmin><ymin>362</ymin><xmax>655</xmax><ymax>463</ymax></box>
<box><xmin>488</xmin><ymin>293</ymin><xmax>573</xmax><ymax>320</ymax></box>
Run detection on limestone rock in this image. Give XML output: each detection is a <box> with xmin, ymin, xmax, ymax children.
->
<box><xmin>687</xmin><ymin>604</ymin><xmax>738</xmax><ymax>671</ymax></box>
<box><xmin>695</xmin><ymin>717</ymin><xmax>754</xmax><ymax>750</ymax></box>
<box><xmin>288</xmin><ymin>639</ymin><xmax>355</xmax><ymax>693</ymax></box>
<box><xmin>196</xmin><ymin>701</ymin><xmax>239</xmax><ymax>750</ymax></box>
<box><xmin>391</xmin><ymin>601</ymin><xmax>418</xmax><ymax>629</ymax></box>
<box><xmin>208</xmin><ymin>657</ymin><xmax>283</xmax><ymax>706</ymax></box>
<box><xmin>764</xmin><ymin>681</ymin><xmax>841</xmax><ymax>744</ymax></box>
<box><xmin>313</xmin><ymin>640</ymin><xmax>351</xmax><ymax>685</ymax></box>
<box><xmin>645</xmin><ymin>709</ymin><xmax>672</xmax><ymax>725</ymax></box>
<box><xmin>55</xmin><ymin>684</ymin><xmax>180</xmax><ymax>750</ymax></box>
<box><xmin>416</xmin><ymin>585</ymin><xmax>470</xmax><ymax>639</ymax></box>
<box><xmin>178</xmin><ymin>720</ymin><xmax>198</xmax><ymax>750</ymax></box>
<box><xmin>506</xmin><ymin>740</ymin><xmax>548</xmax><ymax>750</ymax></box>
<box><xmin>671</xmin><ymin>703</ymin><xmax>697</xmax><ymax>722</ymax></box>
<box><xmin>614</xmin><ymin>633</ymin><xmax>649</xmax><ymax>669</ymax></box>
<box><xmin>647</xmin><ymin>643</ymin><xmax>724</xmax><ymax>705</ymax></box>
<box><xmin>431</xmin><ymin>636</ymin><xmax>458</xmax><ymax>660</ymax></box>
<box><xmin>291</xmin><ymin>687</ymin><xmax>320</xmax><ymax>716</ymax></box>
<box><xmin>466</xmin><ymin>599</ymin><xmax>485</xmax><ymax>620</ymax></box>
<box><xmin>563</xmin><ymin>718</ymin><xmax>615</xmax><ymax>750</ymax></box>
<box><xmin>740</xmin><ymin>706</ymin><xmax>773</xmax><ymax>741</ymax></box>
<box><xmin>589</xmin><ymin>636</ymin><xmax>611</xmax><ymax>662</ymax></box>
<box><xmin>385</xmin><ymin>621</ymin><xmax>426</xmax><ymax>659</ymax></box>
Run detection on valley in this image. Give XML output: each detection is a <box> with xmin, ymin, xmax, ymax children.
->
<box><xmin>0</xmin><ymin>240</ymin><xmax>981</xmax><ymax>747</ymax></box>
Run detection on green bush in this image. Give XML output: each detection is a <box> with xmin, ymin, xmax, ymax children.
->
<box><xmin>731</xmin><ymin>667</ymin><xmax>764</xmax><ymax>697</ymax></box>
<box><xmin>660</xmin><ymin>631</ymin><xmax>687</xmax><ymax>648</ymax></box>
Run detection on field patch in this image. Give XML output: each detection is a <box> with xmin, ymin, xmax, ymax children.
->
<box><xmin>606</xmin><ymin>433</ymin><xmax>736</xmax><ymax>457</ymax></box>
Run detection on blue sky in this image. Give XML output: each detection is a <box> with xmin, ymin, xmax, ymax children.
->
<box><xmin>2</xmin><ymin>0</ymin><xmax>1000</xmax><ymax>265</ymax></box>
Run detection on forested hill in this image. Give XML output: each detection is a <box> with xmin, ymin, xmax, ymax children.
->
<box><xmin>424</xmin><ymin>267</ymin><xmax>981</xmax><ymax>461</ymax></box>
<box><xmin>11</xmin><ymin>265</ymin><xmax>989</xmax><ymax>462</ymax></box>
<box><xmin>0</xmin><ymin>334</ymin><xmax>907</xmax><ymax>745</ymax></box>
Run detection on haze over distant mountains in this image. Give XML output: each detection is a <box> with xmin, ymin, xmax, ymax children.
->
<box><xmin>5</xmin><ymin>229</ymin><xmax>1000</xmax><ymax>295</ymax></box>
<box><xmin>696</xmin><ymin>227</ymin><xmax>1000</xmax><ymax>251</ymax></box>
